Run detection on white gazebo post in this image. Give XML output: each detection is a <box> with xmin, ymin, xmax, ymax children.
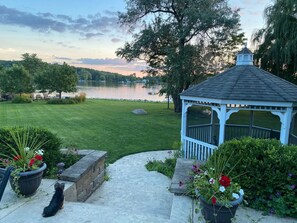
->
<box><xmin>212</xmin><ymin>105</ymin><xmax>239</xmax><ymax>145</ymax></box>
<box><xmin>272</xmin><ymin>107</ymin><xmax>293</xmax><ymax>144</ymax></box>
<box><xmin>181</xmin><ymin>100</ymin><xmax>192</xmax><ymax>157</ymax></box>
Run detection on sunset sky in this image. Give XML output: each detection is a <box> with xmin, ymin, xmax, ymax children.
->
<box><xmin>0</xmin><ymin>0</ymin><xmax>272</xmax><ymax>76</ymax></box>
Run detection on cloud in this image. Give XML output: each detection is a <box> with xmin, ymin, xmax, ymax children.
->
<box><xmin>111</xmin><ymin>38</ymin><xmax>122</xmax><ymax>43</ymax></box>
<box><xmin>0</xmin><ymin>47</ymin><xmax>16</xmax><ymax>52</ymax></box>
<box><xmin>78</xmin><ymin>58</ymin><xmax>127</xmax><ymax>65</ymax></box>
<box><xmin>76</xmin><ymin>57</ymin><xmax>147</xmax><ymax>70</ymax></box>
<box><xmin>53</xmin><ymin>56</ymin><xmax>72</xmax><ymax>61</ymax></box>
<box><xmin>0</xmin><ymin>5</ymin><xmax>119</xmax><ymax>39</ymax></box>
<box><xmin>56</xmin><ymin>41</ymin><xmax>77</xmax><ymax>49</ymax></box>
<box><xmin>82</xmin><ymin>32</ymin><xmax>104</xmax><ymax>39</ymax></box>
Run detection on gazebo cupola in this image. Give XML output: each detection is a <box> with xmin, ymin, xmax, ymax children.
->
<box><xmin>179</xmin><ymin>46</ymin><xmax>297</xmax><ymax>161</ymax></box>
<box><xmin>236</xmin><ymin>47</ymin><xmax>253</xmax><ymax>65</ymax></box>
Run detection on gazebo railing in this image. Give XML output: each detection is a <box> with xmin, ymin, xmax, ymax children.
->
<box><xmin>289</xmin><ymin>134</ymin><xmax>297</xmax><ymax>145</ymax></box>
<box><xmin>183</xmin><ymin>136</ymin><xmax>217</xmax><ymax>161</ymax></box>
<box><xmin>185</xmin><ymin>124</ymin><xmax>297</xmax><ymax>160</ymax></box>
<box><xmin>187</xmin><ymin>124</ymin><xmax>285</xmax><ymax>146</ymax></box>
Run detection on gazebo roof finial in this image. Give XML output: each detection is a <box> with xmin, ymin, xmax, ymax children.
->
<box><xmin>236</xmin><ymin>45</ymin><xmax>253</xmax><ymax>66</ymax></box>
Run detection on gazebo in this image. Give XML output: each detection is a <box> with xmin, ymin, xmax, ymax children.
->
<box><xmin>180</xmin><ymin>47</ymin><xmax>297</xmax><ymax>160</ymax></box>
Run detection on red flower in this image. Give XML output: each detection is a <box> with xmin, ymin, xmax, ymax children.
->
<box><xmin>13</xmin><ymin>155</ymin><xmax>22</xmax><ymax>161</ymax></box>
<box><xmin>35</xmin><ymin>154</ymin><xmax>43</xmax><ymax>161</ymax></box>
<box><xmin>219</xmin><ymin>175</ymin><xmax>231</xmax><ymax>187</ymax></box>
<box><xmin>211</xmin><ymin>197</ymin><xmax>217</xmax><ymax>205</ymax></box>
<box><xmin>29</xmin><ymin>158</ymin><xmax>35</xmax><ymax>167</ymax></box>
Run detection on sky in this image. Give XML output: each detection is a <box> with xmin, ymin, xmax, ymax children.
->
<box><xmin>0</xmin><ymin>0</ymin><xmax>272</xmax><ymax>76</ymax></box>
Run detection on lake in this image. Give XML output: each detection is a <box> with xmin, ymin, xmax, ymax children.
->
<box><xmin>76</xmin><ymin>81</ymin><xmax>167</xmax><ymax>102</ymax></box>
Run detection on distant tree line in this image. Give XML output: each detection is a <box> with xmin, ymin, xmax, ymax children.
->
<box><xmin>76</xmin><ymin>67</ymin><xmax>140</xmax><ymax>83</ymax></box>
<box><xmin>0</xmin><ymin>54</ymin><xmax>142</xmax><ymax>99</ymax></box>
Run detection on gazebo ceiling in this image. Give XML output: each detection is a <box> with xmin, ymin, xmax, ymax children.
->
<box><xmin>180</xmin><ymin>65</ymin><xmax>297</xmax><ymax>103</ymax></box>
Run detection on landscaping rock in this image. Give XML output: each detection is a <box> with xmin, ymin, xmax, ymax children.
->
<box><xmin>132</xmin><ymin>109</ymin><xmax>147</xmax><ymax>115</ymax></box>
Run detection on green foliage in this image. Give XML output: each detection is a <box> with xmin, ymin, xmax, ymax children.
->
<box><xmin>35</xmin><ymin>62</ymin><xmax>78</xmax><ymax>99</ymax></box>
<box><xmin>146</xmin><ymin>157</ymin><xmax>177</xmax><ymax>179</ymax></box>
<box><xmin>117</xmin><ymin>0</ymin><xmax>245</xmax><ymax>112</ymax></box>
<box><xmin>45</xmin><ymin>149</ymin><xmax>80</xmax><ymax>178</ymax></box>
<box><xmin>0</xmin><ymin>64</ymin><xmax>33</xmax><ymax>95</ymax></box>
<box><xmin>46</xmin><ymin>98</ymin><xmax>77</xmax><ymax>104</ymax></box>
<box><xmin>253</xmin><ymin>0</ymin><xmax>297</xmax><ymax>83</ymax></box>
<box><xmin>12</xmin><ymin>95</ymin><xmax>32</xmax><ymax>103</ymax></box>
<box><xmin>46</xmin><ymin>94</ymin><xmax>86</xmax><ymax>104</ymax></box>
<box><xmin>210</xmin><ymin>137</ymin><xmax>297</xmax><ymax>218</ymax></box>
<box><xmin>21</xmin><ymin>53</ymin><xmax>45</xmax><ymax>77</ymax></box>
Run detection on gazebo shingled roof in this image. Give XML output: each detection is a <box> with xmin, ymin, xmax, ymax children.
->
<box><xmin>180</xmin><ymin>65</ymin><xmax>297</xmax><ymax>103</ymax></box>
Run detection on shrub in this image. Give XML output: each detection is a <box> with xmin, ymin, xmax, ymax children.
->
<box><xmin>74</xmin><ymin>92</ymin><xmax>86</xmax><ymax>103</ymax></box>
<box><xmin>146</xmin><ymin>157</ymin><xmax>177</xmax><ymax>178</ymax></box>
<box><xmin>12</xmin><ymin>95</ymin><xmax>32</xmax><ymax>103</ymax></box>
<box><xmin>47</xmin><ymin>98</ymin><xmax>76</xmax><ymax>104</ymax></box>
<box><xmin>209</xmin><ymin>137</ymin><xmax>297</xmax><ymax>218</ymax></box>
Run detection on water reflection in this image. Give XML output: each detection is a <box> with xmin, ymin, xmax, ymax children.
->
<box><xmin>77</xmin><ymin>81</ymin><xmax>166</xmax><ymax>101</ymax></box>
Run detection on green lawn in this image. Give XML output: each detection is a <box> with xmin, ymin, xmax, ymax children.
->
<box><xmin>0</xmin><ymin>100</ymin><xmax>292</xmax><ymax>163</ymax></box>
<box><xmin>0</xmin><ymin>100</ymin><xmax>181</xmax><ymax>163</ymax></box>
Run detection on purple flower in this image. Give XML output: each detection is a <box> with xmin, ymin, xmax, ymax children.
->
<box><xmin>291</xmin><ymin>185</ymin><xmax>296</xmax><ymax>190</ymax></box>
<box><xmin>192</xmin><ymin>164</ymin><xmax>201</xmax><ymax>174</ymax></box>
<box><xmin>288</xmin><ymin>173</ymin><xmax>293</xmax><ymax>177</ymax></box>
<box><xmin>179</xmin><ymin>181</ymin><xmax>184</xmax><ymax>187</ymax></box>
<box><xmin>269</xmin><ymin>208</ymin><xmax>275</xmax><ymax>215</ymax></box>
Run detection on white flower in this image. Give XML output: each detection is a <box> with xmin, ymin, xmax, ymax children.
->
<box><xmin>24</xmin><ymin>147</ymin><xmax>30</xmax><ymax>152</ymax></box>
<box><xmin>204</xmin><ymin>170</ymin><xmax>208</xmax><ymax>175</ymax></box>
<box><xmin>239</xmin><ymin>189</ymin><xmax>244</xmax><ymax>196</ymax></box>
<box><xmin>36</xmin><ymin>149</ymin><xmax>44</xmax><ymax>155</ymax></box>
<box><xmin>209</xmin><ymin>178</ymin><xmax>215</xmax><ymax>184</ymax></box>
<box><xmin>232</xmin><ymin>193</ymin><xmax>239</xmax><ymax>199</ymax></box>
<box><xmin>219</xmin><ymin>186</ymin><xmax>225</xmax><ymax>192</ymax></box>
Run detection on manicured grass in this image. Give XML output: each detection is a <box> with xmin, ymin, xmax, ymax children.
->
<box><xmin>0</xmin><ymin>100</ymin><xmax>292</xmax><ymax>163</ymax></box>
<box><xmin>0</xmin><ymin>100</ymin><xmax>181</xmax><ymax>163</ymax></box>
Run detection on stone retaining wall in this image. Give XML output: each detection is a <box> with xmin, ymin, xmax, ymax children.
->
<box><xmin>60</xmin><ymin>150</ymin><xmax>107</xmax><ymax>202</ymax></box>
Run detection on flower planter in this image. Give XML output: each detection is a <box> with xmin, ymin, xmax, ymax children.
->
<box><xmin>199</xmin><ymin>195</ymin><xmax>243</xmax><ymax>223</ymax></box>
<box><xmin>10</xmin><ymin>163</ymin><xmax>47</xmax><ymax>197</ymax></box>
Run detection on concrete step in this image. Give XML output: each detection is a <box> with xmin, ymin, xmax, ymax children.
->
<box><xmin>1</xmin><ymin>200</ymin><xmax>171</xmax><ymax>223</ymax></box>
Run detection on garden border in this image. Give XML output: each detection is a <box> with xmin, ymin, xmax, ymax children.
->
<box><xmin>59</xmin><ymin>149</ymin><xmax>107</xmax><ymax>202</ymax></box>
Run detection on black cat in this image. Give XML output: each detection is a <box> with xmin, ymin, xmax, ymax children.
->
<box><xmin>42</xmin><ymin>182</ymin><xmax>65</xmax><ymax>217</ymax></box>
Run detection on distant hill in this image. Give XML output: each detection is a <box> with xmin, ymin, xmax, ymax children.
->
<box><xmin>0</xmin><ymin>60</ymin><xmax>139</xmax><ymax>83</ymax></box>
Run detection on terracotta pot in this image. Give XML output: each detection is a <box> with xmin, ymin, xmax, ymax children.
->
<box><xmin>10</xmin><ymin>163</ymin><xmax>47</xmax><ymax>197</ymax></box>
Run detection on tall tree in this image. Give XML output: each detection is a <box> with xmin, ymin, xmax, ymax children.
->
<box><xmin>0</xmin><ymin>65</ymin><xmax>33</xmax><ymax>96</ymax></box>
<box><xmin>36</xmin><ymin>63</ymin><xmax>78</xmax><ymax>99</ymax></box>
<box><xmin>116</xmin><ymin>0</ymin><xmax>244</xmax><ymax>112</ymax></box>
<box><xmin>21</xmin><ymin>53</ymin><xmax>45</xmax><ymax>77</ymax></box>
<box><xmin>253</xmin><ymin>0</ymin><xmax>297</xmax><ymax>83</ymax></box>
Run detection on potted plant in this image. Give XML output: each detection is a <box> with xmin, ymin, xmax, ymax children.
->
<box><xmin>0</xmin><ymin>128</ymin><xmax>47</xmax><ymax>197</ymax></box>
<box><xmin>193</xmin><ymin>152</ymin><xmax>244</xmax><ymax>223</ymax></box>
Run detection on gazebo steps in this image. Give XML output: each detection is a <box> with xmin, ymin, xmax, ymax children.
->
<box><xmin>169</xmin><ymin>158</ymin><xmax>204</xmax><ymax>195</ymax></box>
